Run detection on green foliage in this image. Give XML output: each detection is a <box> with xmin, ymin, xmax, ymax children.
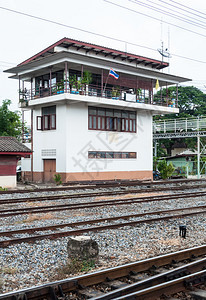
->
<box><xmin>157</xmin><ymin>160</ymin><xmax>175</xmax><ymax>179</ymax></box>
<box><xmin>64</xmin><ymin>258</ymin><xmax>95</xmax><ymax>274</ymax></box>
<box><xmin>0</xmin><ymin>100</ymin><xmax>24</xmax><ymax>139</ymax></box>
<box><xmin>53</xmin><ymin>174</ymin><xmax>62</xmax><ymax>185</ymax></box>
<box><xmin>69</xmin><ymin>75</ymin><xmax>77</xmax><ymax>88</ymax></box>
<box><xmin>154</xmin><ymin>86</ymin><xmax>206</xmax><ymax>120</ymax></box>
<box><xmin>153</xmin><ymin>86</ymin><xmax>206</xmax><ymax>156</ymax></box>
<box><xmin>82</xmin><ymin>71</ymin><xmax>92</xmax><ymax>85</ymax></box>
<box><xmin>0</xmin><ymin>186</ymin><xmax>7</xmax><ymax>191</ymax></box>
<box><xmin>52</xmin><ymin>259</ymin><xmax>95</xmax><ymax>280</ymax></box>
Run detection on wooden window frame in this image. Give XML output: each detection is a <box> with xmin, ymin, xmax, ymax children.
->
<box><xmin>36</xmin><ymin>114</ymin><xmax>56</xmax><ymax>131</ymax></box>
<box><xmin>88</xmin><ymin>106</ymin><xmax>136</xmax><ymax>133</ymax></box>
<box><xmin>37</xmin><ymin>116</ymin><xmax>42</xmax><ymax>130</ymax></box>
<box><xmin>88</xmin><ymin>151</ymin><xmax>137</xmax><ymax>159</ymax></box>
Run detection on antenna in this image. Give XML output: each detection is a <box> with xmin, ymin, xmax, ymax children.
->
<box><xmin>157</xmin><ymin>41</ymin><xmax>171</xmax><ymax>60</ymax></box>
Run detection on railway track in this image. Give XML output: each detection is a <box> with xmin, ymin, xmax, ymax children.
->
<box><xmin>0</xmin><ymin>205</ymin><xmax>206</xmax><ymax>247</ymax></box>
<box><xmin>1</xmin><ymin>189</ymin><xmax>206</xmax><ymax>218</ymax></box>
<box><xmin>1</xmin><ymin>245</ymin><xmax>206</xmax><ymax>299</ymax></box>
<box><xmin>1</xmin><ymin>178</ymin><xmax>206</xmax><ymax>195</ymax></box>
<box><xmin>1</xmin><ymin>183</ymin><xmax>206</xmax><ymax>205</ymax></box>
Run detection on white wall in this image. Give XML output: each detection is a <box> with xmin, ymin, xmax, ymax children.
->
<box><xmin>66</xmin><ymin>103</ymin><xmax>152</xmax><ymax>174</ymax></box>
<box><xmin>21</xmin><ymin>143</ymin><xmax>31</xmax><ymax>172</ymax></box>
<box><xmin>0</xmin><ymin>176</ymin><xmax>16</xmax><ymax>188</ymax></box>
<box><xmin>30</xmin><ymin>102</ymin><xmax>153</xmax><ymax>175</ymax></box>
<box><xmin>33</xmin><ymin>104</ymin><xmax>67</xmax><ymax>172</ymax></box>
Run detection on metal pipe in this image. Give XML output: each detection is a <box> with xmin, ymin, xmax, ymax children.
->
<box><xmin>31</xmin><ymin>109</ymin><xmax>34</xmax><ymax>182</ymax></box>
<box><xmin>49</xmin><ymin>67</ymin><xmax>52</xmax><ymax>96</ymax></box>
<box><xmin>197</xmin><ymin>134</ymin><xmax>200</xmax><ymax>179</ymax></box>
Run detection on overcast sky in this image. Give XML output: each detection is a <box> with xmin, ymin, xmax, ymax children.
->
<box><xmin>0</xmin><ymin>0</ymin><xmax>206</xmax><ymax>112</ymax></box>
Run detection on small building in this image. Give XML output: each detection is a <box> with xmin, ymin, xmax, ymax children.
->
<box><xmin>0</xmin><ymin>136</ymin><xmax>32</xmax><ymax>188</ymax></box>
<box><xmin>166</xmin><ymin>149</ymin><xmax>197</xmax><ymax>175</ymax></box>
<box><xmin>171</xmin><ymin>142</ymin><xmax>187</xmax><ymax>156</ymax></box>
<box><xmin>4</xmin><ymin>38</ymin><xmax>190</xmax><ymax>183</ymax></box>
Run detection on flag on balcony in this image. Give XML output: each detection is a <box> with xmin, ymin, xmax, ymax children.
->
<box><xmin>109</xmin><ymin>68</ymin><xmax>119</xmax><ymax>79</ymax></box>
<box><xmin>155</xmin><ymin>79</ymin><xmax>160</xmax><ymax>90</ymax></box>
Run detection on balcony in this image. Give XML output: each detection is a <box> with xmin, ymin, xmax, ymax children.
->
<box><xmin>19</xmin><ymin>81</ymin><xmax>178</xmax><ymax>109</ymax></box>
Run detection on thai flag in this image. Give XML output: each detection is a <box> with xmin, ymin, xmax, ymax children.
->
<box><xmin>109</xmin><ymin>68</ymin><xmax>119</xmax><ymax>79</ymax></box>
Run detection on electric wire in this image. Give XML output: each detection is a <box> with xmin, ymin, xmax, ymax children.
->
<box><xmin>104</xmin><ymin>0</ymin><xmax>206</xmax><ymax>37</ymax></box>
<box><xmin>129</xmin><ymin>0</ymin><xmax>206</xmax><ymax>29</ymax></box>
<box><xmin>167</xmin><ymin>0</ymin><xmax>206</xmax><ymax>18</ymax></box>
<box><xmin>0</xmin><ymin>4</ymin><xmax>206</xmax><ymax>65</ymax></box>
<box><xmin>145</xmin><ymin>0</ymin><xmax>206</xmax><ymax>23</ymax></box>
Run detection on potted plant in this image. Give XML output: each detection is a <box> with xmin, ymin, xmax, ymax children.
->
<box><xmin>69</xmin><ymin>75</ymin><xmax>77</xmax><ymax>93</ymax></box>
<box><xmin>82</xmin><ymin>71</ymin><xmax>92</xmax><ymax>95</ymax></box>
<box><xmin>57</xmin><ymin>80</ymin><xmax>64</xmax><ymax>94</ymax></box>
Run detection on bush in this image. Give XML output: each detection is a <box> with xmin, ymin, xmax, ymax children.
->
<box><xmin>53</xmin><ymin>174</ymin><xmax>62</xmax><ymax>185</ymax></box>
<box><xmin>157</xmin><ymin>160</ymin><xmax>174</xmax><ymax>179</ymax></box>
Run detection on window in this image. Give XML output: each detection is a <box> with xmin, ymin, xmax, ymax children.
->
<box><xmin>88</xmin><ymin>151</ymin><xmax>137</xmax><ymax>159</ymax></box>
<box><xmin>88</xmin><ymin>106</ymin><xmax>136</xmax><ymax>132</ymax></box>
<box><xmin>36</xmin><ymin>106</ymin><xmax>56</xmax><ymax>131</ymax></box>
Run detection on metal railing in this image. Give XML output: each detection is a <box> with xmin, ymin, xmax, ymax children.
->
<box><xmin>153</xmin><ymin>117</ymin><xmax>206</xmax><ymax>134</ymax></box>
<box><xmin>19</xmin><ymin>83</ymin><xmax>178</xmax><ymax>108</ymax></box>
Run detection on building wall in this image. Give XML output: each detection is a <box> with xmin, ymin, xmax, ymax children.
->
<box><xmin>33</xmin><ymin>103</ymin><xmax>67</xmax><ymax>173</ymax></box>
<box><xmin>0</xmin><ymin>155</ymin><xmax>17</xmax><ymax>188</ymax></box>
<box><xmin>0</xmin><ymin>176</ymin><xmax>16</xmax><ymax>188</ymax></box>
<box><xmin>67</xmin><ymin>103</ymin><xmax>152</xmax><ymax>175</ymax></box>
<box><xmin>24</xmin><ymin>102</ymin><xmax>153</xmax><ymax>182</ymax></box>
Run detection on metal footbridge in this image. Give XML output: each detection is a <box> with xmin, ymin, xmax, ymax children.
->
<box><xmin>153</xmin><ymin>117</ymin><xmax>206</xmax><ymax>178</ymax></box>
<box><xmin>153</xmin><ymin>117</ymin><xmax>206</xmax><ymax>139</ymax></box>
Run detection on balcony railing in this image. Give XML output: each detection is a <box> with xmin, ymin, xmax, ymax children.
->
<box><xmin>19</xmin><ymin>83</ymin><xmax>178</xmax><ymax>108</ymax></box>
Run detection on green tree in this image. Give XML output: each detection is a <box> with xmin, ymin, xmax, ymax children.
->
<box><xmin>0</xmin><ymin>99</ymin><xmax>23</xmax><ymax>139</ymax></box>
<box><xmin>154</xmin><ymin>86</ymin><xmax>206</xmax><ymax>119</ymax></box>
<box><xmin>157</xmin><ymin>160</ymin><xmax>175</xmax><ymax>179</ymax></box>
<box><xmin>154</xmin><ymin>86</ymin><xmax>206</xmax><ymax>155</ymax></box>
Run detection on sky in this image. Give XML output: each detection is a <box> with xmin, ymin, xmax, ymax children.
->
<box><xmin>0</xmin><ymin>0</ymin><xmax>206</xmax><ymax>114</ymax></box>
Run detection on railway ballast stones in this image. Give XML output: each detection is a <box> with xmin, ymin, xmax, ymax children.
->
<box><xmin>67</xmin><ymin>236</ymin><xmax>99</xmax><ymax>262</ymax></box>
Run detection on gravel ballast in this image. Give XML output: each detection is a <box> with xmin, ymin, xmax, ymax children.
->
<box><xmin>0</xmin><ymin>183</ymin><xmax>206</xmax><ymax>293</ymax></box>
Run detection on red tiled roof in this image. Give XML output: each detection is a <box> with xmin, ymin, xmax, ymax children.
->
<box><xmin>0</xmin><ymin>136</ymin><xmax>31</xmax><ymax>154</ymax></box>
<box><xmin>18</xmin><ymin>37</ymin><xmax>168</xmax><ymax>70</ymax></box>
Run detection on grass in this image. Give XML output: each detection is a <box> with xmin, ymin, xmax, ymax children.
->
<box><xmin>51</xmin><ymin>259</ymin><xmax>96</xmax><ymax>280</ymax></box>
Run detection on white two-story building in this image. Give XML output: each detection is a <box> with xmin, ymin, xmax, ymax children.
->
<box><xmin>5</xmin><ymin>38</ymin><xmax>190</xmax><ymax>183</ymax></box>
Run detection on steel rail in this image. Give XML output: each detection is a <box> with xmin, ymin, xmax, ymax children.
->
<box><xmin>92</xmin><ymin>257</ymin><xmax>206</xmax><ymax>299</ymax></box>
<box><xmin>0</xmin><ymin>178</ymin><xmax>206</xmax><ymax>195</ymax></box>
<box><xmin>1</xmin><ymin>189</ymin><xmax>206</xmax><ymax>218</ymax></box>
<box><xmin>114</xmin><ymin>270</ymin><xmax>206</xmax><ymax>299</ymax></box>
<box><xmin>1</xmin><ymin>183</ymin><xmax>206</xmax><ymax>205</ymax></box>
<box><xmin>0</xmin><ymin>205</ymin><xmax>206</xmax><ymax>237</ymax></box>
<box><xmin>0</xmin><ymin>209</ymin><xmax>206</xmax><ymax>247</ymax></box>
<box><xmin>0</xmin><ymin>245</ymin><xmax>206</xmax><ymax>300</ymax></box>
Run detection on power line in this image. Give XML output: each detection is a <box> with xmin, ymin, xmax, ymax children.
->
<box><xmin>148</xmin><ymin>0</ymin><xmax>206</xmax><ymax>22</ymax></box>
<box><xmin>104</xmin><ymin>0</ymin><xmax>206</xmax><ymax>38</ymax></box>
<box><xmin>167</xmin><ymin>0</ymin><xmax>206</xmax><ymax>18</ymax></box>
<box><xmin>0</xmin><ymin>5</ymin><xmax>206</xmax><ymax>65</ymax></box>
<box><xmin>129</xmin><ymin>0</ymin><xmax>206</xmax><ymax>29</ymax></box>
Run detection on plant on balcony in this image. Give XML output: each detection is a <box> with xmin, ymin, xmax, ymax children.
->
<box><xmin>82</xmin><ymin>71</ymin><xmax>92</xmax><ymax>85</ymax></box>
<box><xmin>81</xmin><ymin>71</ymin><xmax>92</xmax><ymax>95</ymax></box>
<box><xmin>136</xmin><ymin>88</ymin><xmax>142</xmax><ymax>101</ymax></box>
<box><xmin>57</xmin><ymin>80</ymin><xmax>64</xmax><ymax>94</ymax></box>
<box><xmin>69</xmin><ymin>75</ymin><xmax>77</xmax><ymax>93</ymax></box>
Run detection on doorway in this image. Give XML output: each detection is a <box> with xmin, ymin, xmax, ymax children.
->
<box><xmin>43</xmin><ymin>159</ymin><xmax>56</xmax><ymax>182</ymax></box>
